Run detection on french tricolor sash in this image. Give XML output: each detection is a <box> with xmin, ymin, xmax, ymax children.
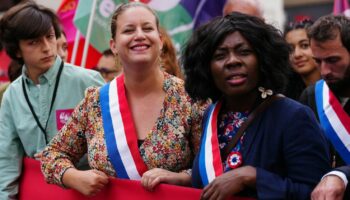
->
<box><xmin>100</xmin><ymin>75</ymin><xmax>148</xmax><ymax>179</ymax></box>
<box><xmin>198</xmin><ymin>101</ymin><xmax>224</xmax><ymax>186</ymax></box>
<box><xmin>315</xmin><ymin>80</ymin><xmax>350</xmax><ymax>164</ymax></box>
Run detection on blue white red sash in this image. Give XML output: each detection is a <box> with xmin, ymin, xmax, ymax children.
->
<box><xmin>315</xmin><ymin>80</ymin><xmax>350</xmax><ymax>164</ymax></box>
<box><xmin>100</xmin><ymin>75</ymin><xmax>148</xmax><ymax>179</ymax></box>
<box><xmin>198</xmin><ymin>101</ymin><xmax>224</xmax><ymax>186</ymax></box>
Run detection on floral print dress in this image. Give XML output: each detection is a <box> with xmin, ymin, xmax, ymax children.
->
<box><xmin>41</xmin><ymin>73</ymin><xmax>208</xmax><ymax>186</ymax></box>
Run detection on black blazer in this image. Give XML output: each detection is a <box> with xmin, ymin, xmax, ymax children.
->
<box><xmin>192</xmin><ymin>98</ymin><xmax>331</xmax><ymax>200</ymax></box>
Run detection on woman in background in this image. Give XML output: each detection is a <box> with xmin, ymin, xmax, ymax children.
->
<box><xmin>159</xmin><ymin>28</ymin><xmax>183</xmax><ymax>79</ymax></box>
<box><xmin>284</xmin><ymin>19</ymin><xmax>321</xmax><ymax>100</ymax></box>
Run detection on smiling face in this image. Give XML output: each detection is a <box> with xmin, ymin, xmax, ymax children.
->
<box><xmin>110</xmin><ymin>6</ymin><xmax>163</xmax><ymax>69</ymax></box>
<box><xmin>17</xmin><ymin>26</ymin><xmax>57</xmax><ymax>75</ymax></box>
<box><xmin>210</xmin><ymin>31</ymin><xmax>259</xmax><ymax>98</ymax></box>
<box><xmin>285</xmin><ymin>29</ymin><xmax>318</xmax><ymax>77</ymax></box>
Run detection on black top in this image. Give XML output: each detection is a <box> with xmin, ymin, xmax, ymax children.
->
<box><xmin>299</xmin><ymin>85</ymin><xmax>347</xmax><ymax>167</ymax></box>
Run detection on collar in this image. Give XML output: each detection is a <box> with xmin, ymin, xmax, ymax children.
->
<box><xmin>340</xmin><ymin>97</ymin><xmax>350</xmax><ymax>107</ymax></box>
<box><xmin>22</xmin><ymin>56</ymin><xmax>61</xmax><ymax>86</ymax></box>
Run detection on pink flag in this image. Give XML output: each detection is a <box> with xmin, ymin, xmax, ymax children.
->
<box><xmin>57</xmin><ymin>0</ymin><xmax>102</xmax><ymax>68</ymax></box>
<box><xmin>333</xmin><ymin>0</ymin><xmax>350</xmax><ymax>17</ymax></box>
<box><xmin>57</xmin><ymin>0</ymin><xmax>79</xmax><ymax>43</ymax></box>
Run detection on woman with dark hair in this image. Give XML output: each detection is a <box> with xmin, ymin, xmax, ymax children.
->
<box><xmin>183</xmin><ymin>12</ymin><xmax>330</xmax><ymax>199</ymax></box>
<box><xmin>284</xmin><ymin>19</ymin><xmax>321</xmax><ymax>100</ymax></box>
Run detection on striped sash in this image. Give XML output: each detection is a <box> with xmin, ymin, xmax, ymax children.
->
<box><xmin>198</xmin><ymin>101</ymin><xmax>224</xmax><ymax>186</ymax></box>
<box><xmin>100</xmin><ymin>75</ymin><xmax>148</xmax><ymax>179</ymax></box>
<box><xmin>315</xmin><ymin>80</ymin><xmax>350</xmax><ymax>164</ymax></box>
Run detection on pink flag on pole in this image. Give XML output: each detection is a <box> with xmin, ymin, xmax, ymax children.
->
<box><xmin>333</xmin><ymin>0</ymin><xmax>350</xmax><ymax>17</ymax></box>
<box><xmin>57</xmin><ymin>0</ymin><xmax>79</xmax><ymax>43</ymax></box>
<box><xmin>57</xmin><ymin>0</ymin><xmax>102</xmax><ymax>68</ymax></box>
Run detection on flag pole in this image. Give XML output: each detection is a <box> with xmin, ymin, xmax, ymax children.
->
<box><xmin>70</xmin><ymin>30</ymin><xmax>80</xmax><ymax>65</ymax></box>
<box><xmin>81</xmin><ymin>0</ymin><xmax>98</xmax><ymax>67</ymax></box>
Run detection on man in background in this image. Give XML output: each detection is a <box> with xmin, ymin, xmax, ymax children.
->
<box><xmin>297</xmin><ymin>14</ymin><xmax>350</xmax><ymax>200</ymax></box>
<box><xmin>96</xmin><ymin>49</ymin><xmax>122</xmax><ymax>82</ymax></box>
<box><xmin>223</xmin><ymin>0</ymin><xmax>263</xmax><ymax>18</ymax></box>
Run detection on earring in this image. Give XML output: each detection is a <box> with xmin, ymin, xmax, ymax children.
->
<box><xmin>258</xmin><ymin>87</ymin><xmax>273</xmax><ymax>99</ymax></box>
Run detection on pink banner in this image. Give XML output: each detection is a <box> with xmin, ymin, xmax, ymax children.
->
<box><xmin>19</xmin><ymin>158</ymin><xmax>253</xmax><ymax>200</ymax></box>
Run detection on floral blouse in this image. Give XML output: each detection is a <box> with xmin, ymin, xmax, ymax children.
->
<box><xmin>41</xmin><ymin>73</ymin><xmax>208</xmax><ymax>186</ymax></box>
<box><xmin>218</xmin><ymin>111</ymin><xmax>248</xmax><ymax>172</ymax></box>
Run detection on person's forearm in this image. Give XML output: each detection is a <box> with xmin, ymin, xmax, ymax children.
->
<box><xmin>178</xmin><ymin>171</ymin><xmax>192</xmax><ymax>186</ymax></box>
<box><xmin>242</xmin><ymin>166</ymin><xmax>257</xmax><ymax>188</ymax></box>
<box><xmin>62</xmin><ymin>168</ymin><xmax>79</xmax><ymax>189</ymax></box>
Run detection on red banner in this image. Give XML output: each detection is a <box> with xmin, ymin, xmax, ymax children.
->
<box><xmin>19</xmin><ymin>158</ymin><xmax>253</xmax><ymax>200</ymax></box>
<box><xmin>0</xmin><ymin>50</ymin><xmax>11</xmax><ymax>83</ymax></box>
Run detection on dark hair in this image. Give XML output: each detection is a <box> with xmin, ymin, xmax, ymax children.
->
<box><xmin>284</xmin><ymin>19</ymin><xmax>314</xmax><ymax>37</ymax></box>
<box><xmin>8</xmin><ymin>60</ymin><xmax>22</xmax><ymax>82</ymax></box>
<box><xmin>307</xmin><ymin>14</ymin><xmax>350</xmax><ymax>52</ymax></box>
<box><xmin>283</xmin><ymin>19</ymin><xmax>314</xmax><ymax>100</ymax></box>
<box><xmin>59</xmin><ymin>28</ymin><xmax>67</xmax><ymax>39</ymax></box>
<box><xmin>110</xmin><ymin>2</ymin><xmax>159</xmax><ymax>39</ymax></box>
<box><xmin>0</xmin><ymin>1</ymin><xmax>61</xmax><ymax>64</ymax></box>
<box><xmin>182</xmin><ymin>12</ymin><xmax>291</xmax><ymax>101</ymax></box>
<box><xmin>102</xmin><ymin>49</ymin><xmax>114</xmax><ymax>57</ymax></box>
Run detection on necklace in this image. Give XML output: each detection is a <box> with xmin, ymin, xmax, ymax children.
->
<box><xmin>22</xmin><ymin>61</ymin><xmax>64</xmax><ymax>144</ymax></box>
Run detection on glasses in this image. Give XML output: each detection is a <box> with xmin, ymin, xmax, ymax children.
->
<box><xmin>95</xmin><ymin>67</ymin><xmax>119</xmax><ymax>74</ymax></box>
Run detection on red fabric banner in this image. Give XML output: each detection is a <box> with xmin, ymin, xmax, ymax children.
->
<box><xmin>19</xmin><ymin>158</ymin><xmax>253</xmax><ymax>200</ymax></box>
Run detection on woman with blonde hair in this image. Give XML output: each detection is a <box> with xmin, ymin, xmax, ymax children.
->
<box><xmin>41</xmin><ymin>2</ymin><xmax>207</xmax><ymax>196</ymax></box>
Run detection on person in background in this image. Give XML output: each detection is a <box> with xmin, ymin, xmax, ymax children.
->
<box><xmin>297</xmin><ymin>14</ymin><xmax>350</xmax><ymax>200</ymax></box>
<box><xmin>183</xmin><ymin>12</ymin><xmax>330</xmax><ymax>199</ymax></box>
<box><xmin>0</xmin><ymin>2</ymin><xmax>104</xmax><ymax>199</ymax></box>
<box><xmin>159</xmin><ymin>28</ymin><xmax>183</xmax><ymax>79</ymax></box>
<box><xmin>96</xmin><ymin>49</ymin><xmax>122</xmax><ymax>82</ymax></box>
<box><xmin>284</xmin><ymin>19</ymin><xmax>321</xmax><ymax>100</ymax></box>
<box><xmin>57</xmin><ymin>30</ymin><xmax>68</xmax><ymax>62</ymax></box>
<box><xmin>223</xmin><ymin>0</ymin><xmax>263</xmax><ymax>18</ymax></box>
<box><xmin>40</xmin><ymin>2</ymin><xmax>207</xmax><ymax>196</ymax></box>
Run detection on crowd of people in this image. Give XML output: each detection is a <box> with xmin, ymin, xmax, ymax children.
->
<box><xmin>0</xmin><ymin>0</ymin><xmax>349</xmax><ymax>200</ymax></box>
